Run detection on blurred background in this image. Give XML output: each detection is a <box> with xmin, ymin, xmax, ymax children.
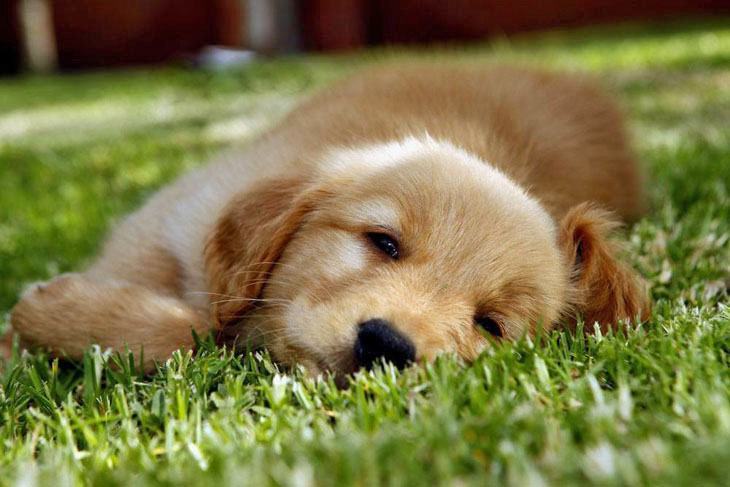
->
<box><xmin>2</xmin><ymin>0</ymin><xmax>729</xmax><ymax>74</ymax></box>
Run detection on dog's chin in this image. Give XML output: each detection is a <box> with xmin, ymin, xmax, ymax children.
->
<box><xmin>283</xmin><ymin>348</ymin><xmax>359</xmax><ymax>389</ymax></box>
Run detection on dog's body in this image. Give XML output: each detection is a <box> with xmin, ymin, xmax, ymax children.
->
<box><xmin>6</xmin><ymin>65</ymin><xmax>649</xmax><ymax>373</ymax></box>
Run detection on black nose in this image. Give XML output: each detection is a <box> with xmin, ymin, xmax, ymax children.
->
<box><xmin>354</xmin><ymin>319</ymin><xmax>416</xmax><ymax>370</ymax></box>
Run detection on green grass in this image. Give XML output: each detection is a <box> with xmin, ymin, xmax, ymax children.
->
<box><xmin>1</xmin><ymin>18</ymin><xmax>729</xmax><ymax>486</ymax></box>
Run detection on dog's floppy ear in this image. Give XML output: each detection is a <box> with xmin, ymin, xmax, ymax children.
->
<box><xmin>559</xmin><ymin>203</ymin><xmax>650</xmax><ymax>333</ymax></box>
<box><xmin>204</xmin><ymin>176</ymin><xmax>320</xmax><ymax>329</ymax></box>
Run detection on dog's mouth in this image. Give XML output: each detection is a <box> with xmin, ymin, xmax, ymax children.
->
<box><xmin>302</xmin><ymin>320</ymin><xmax>417</xmax><ymax>387</ymax></box>
<box><xmin>314</xmin><ymin>348</ymin><xmax>359</xmax><ymax>376</ymax></box>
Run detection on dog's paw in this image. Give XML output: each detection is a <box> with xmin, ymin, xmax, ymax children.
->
<box><xmin>13</xmin><ymin>273</ymin><xmax>82</xmax><ymax>335</ymax></box>
<box><xmin>19</xmin><ymin>273</ymin><xmax>78</xmax><ymax>300</ymax></box>
<box><xmin>20</xmin><ymin>281</ymin><xmax>47</xmax><ymax>300</ymax></box>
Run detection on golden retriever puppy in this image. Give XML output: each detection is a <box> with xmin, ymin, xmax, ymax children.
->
<box><xmin>5</xmin><ymin>64</ymin><xmax>650</xmax><ymax>374</ymax></box>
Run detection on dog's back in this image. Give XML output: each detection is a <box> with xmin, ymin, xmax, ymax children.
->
<box><xmin>279</xmin><ymin>64</ymin><xmax>645</xmax><ymax>221</ymax></box>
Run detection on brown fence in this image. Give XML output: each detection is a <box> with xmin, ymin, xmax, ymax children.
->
<box><xmin>2</xmin><ymin>0</ymin><xmax>729</xmax><ymax>73</ymax></box>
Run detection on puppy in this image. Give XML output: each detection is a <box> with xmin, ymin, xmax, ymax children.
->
<box><xmin>5</xmin><ymin>64</ymin><xmax>650</xmax><ymax>375</ymax></box>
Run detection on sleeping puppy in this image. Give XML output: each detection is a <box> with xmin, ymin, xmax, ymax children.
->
<box><xmin>5</xmin><ymin>64</ymin><xmax>650</xmax><ymax>375</ymax></box>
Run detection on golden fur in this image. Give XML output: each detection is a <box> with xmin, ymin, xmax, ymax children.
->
<box><xmin>4</xmin><ymin>64</ymin><xmax>650</xmax><ymax>374</ymax></box>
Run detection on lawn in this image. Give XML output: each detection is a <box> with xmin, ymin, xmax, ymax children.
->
<box><xmin>0</xmin><ymin>18</ymin><xmax>729</xmax><ymax>486</ymax></box>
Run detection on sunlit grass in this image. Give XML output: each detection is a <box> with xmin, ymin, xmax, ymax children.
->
<box><xmin>0</xmin><ymin>18</ymin><xmax>728</xmax><ymax>486</ymax></box>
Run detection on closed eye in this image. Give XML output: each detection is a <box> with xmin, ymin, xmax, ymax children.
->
<box><xmin>366</xmin><ymin>232</ymin><xmax>400</xmax><ymax>260</ymax></box>
<box><xmin>475</xmin><ymin>315</ymin><xmax>504</xmax><ymax>338</ymax></box>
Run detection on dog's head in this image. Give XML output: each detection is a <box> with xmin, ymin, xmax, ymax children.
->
<box><xmin>205</xmin><ymin>138</ymin><xmax>649</xmax><ymax>376</ymax></box>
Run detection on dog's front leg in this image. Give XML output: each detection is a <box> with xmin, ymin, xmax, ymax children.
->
<box><xmin>8</xmin><ymin>273</ymin><xmax>212</xmax><ymax>371</ymax></box>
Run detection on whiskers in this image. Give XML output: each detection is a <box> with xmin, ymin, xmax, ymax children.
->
<box><xmin>184</xmin><ymin>259</ymin><xmax>352</xmax><ymax>374</ymax></box>
<box><xmin>208</xmin><ymin>296</ymin><xmax>294</xmax><ymax>307</ymax></box>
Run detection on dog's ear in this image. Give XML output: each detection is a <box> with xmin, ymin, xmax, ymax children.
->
<box><xmin>204</xmin><ymin>177</ymin><xmax>321</xmax><ymax>329</ymax></box>
<box><xmin>559</xmin><ymin>203</ymin><xmax>650</xmax><ymax>333</ymax></box>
